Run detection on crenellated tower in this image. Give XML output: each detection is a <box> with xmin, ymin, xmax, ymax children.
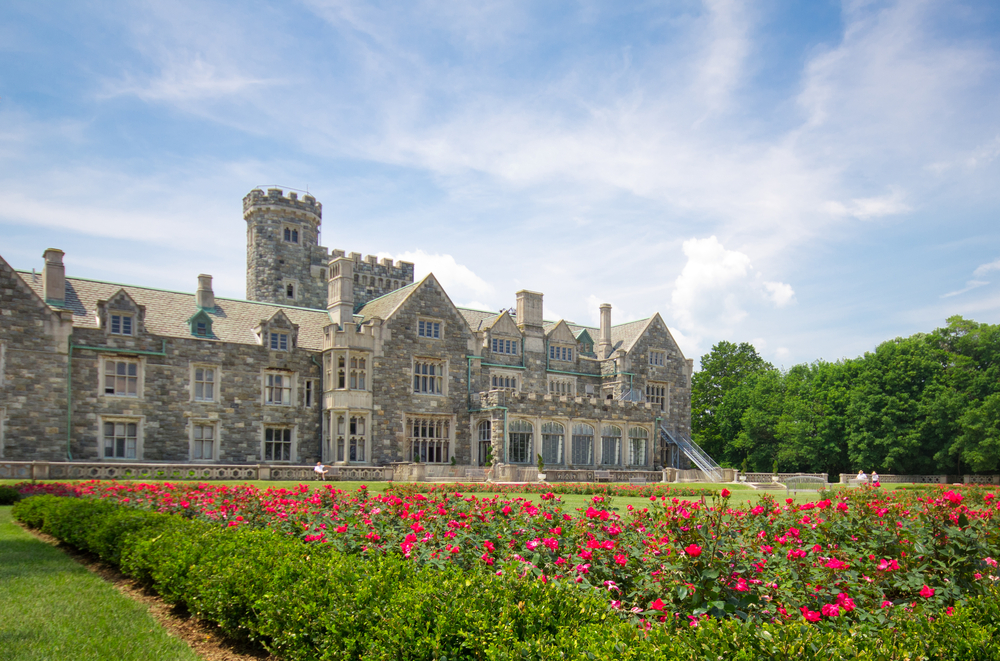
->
<box><xmin>244</xmin><ymin>187</ymin><xmax>330</xmax><ymax>310</ymax></box>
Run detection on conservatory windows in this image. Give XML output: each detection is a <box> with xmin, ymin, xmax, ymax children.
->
<box><xmin>628</xmin><ymin>427</ymin><xmax>649</xmax><ymax>466</ymax></box>
<box><xmin>601</xmin><ymin>425</ymin><xmax>622</xmax><ymax>466</ymax></box>
<box><xmin>541</xmin><ymin>422</ymin><xmax>564</xmax><ymax>466</ymax></box>
<box><xmin>507</xmin><ymin>419</ymin><xmax>533</xmax><ymax>464</ymax></box>
<box><xmin>571</xmin><ymin>424</ymin><xmax>594</xmax><ymax>465</ymax></box>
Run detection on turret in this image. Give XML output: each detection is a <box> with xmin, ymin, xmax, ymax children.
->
<box><xmin>244</xmin><ymin>187</ymin><xmax>329</xmax><ymax>310</ymax></box>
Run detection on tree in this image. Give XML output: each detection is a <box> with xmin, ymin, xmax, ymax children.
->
<box><xmin>691</xmin><ymin>341</ymin><xmax>773</xmax><ymax>466</ymax></box>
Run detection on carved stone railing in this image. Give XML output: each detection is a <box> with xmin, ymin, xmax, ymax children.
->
<box><xmin>0</xmin><ymin>461</ymin><xmax>34</xmax><ymax>480</ymax></box>
<box><xmin>47</xmin><ymin>462</ymin><xmax>259</xmax><ymax>481</ymax></box>
<box><xmin>837</xmin><ymin>473</ymin><xmax>999</xmax><ymax>485</ymax></box>
<box><xmin>538</xmin><ymin>469</ymin><xmax>663</xmax><ymax>483</ymax></box>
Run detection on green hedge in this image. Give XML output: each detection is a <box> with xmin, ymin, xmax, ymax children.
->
<box><xmin>12</xmin><ymin>496</ymin><xmax>1000</xmax><ymax>661</ymax></box>
<box><xmin>0</xmin><ymin>485</ymin><xmax>20</xmax><ymax>505</ymax></box>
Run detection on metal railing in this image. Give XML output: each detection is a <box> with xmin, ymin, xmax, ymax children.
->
<box><xmin>660</xmin><ymin>427</ymin><xmax>723</xmax><ymax>482</ymax></box>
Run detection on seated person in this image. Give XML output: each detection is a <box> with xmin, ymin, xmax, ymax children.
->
<box><xmin>313</xmin><ymin>461</ymin><xmax>329</xmax><ymax>480</ymax></box>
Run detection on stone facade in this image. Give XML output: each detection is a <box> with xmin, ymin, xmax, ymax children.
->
<box><xmin>0</xmin><ymin>187</ymin><xmax>697</xmax><ymax>472</ymax></box>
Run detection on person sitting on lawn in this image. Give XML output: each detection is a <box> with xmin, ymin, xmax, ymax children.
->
<box><xmin>313</xmin><ymin>461</ymin><xmax>329</xmax><ymax>481</ymax></box>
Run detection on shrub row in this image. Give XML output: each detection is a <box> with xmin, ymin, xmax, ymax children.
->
<box><xmin>12</xmin><ymin>495</ymin><xmax>1000</xmax><ymax>661</ymax></box>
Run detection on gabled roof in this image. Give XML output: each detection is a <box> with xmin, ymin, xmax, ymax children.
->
<box><xmin>457</xmin><ymin>307</ymin><xmax>501</xmax><ymax>332</ymax></box>
<box><xmin>355</xmin><ymin>280</ymin><xmax>420</xmax><ymax>322</ymax></box>
<box><xmin>17</xmin><ymin>271</ymin><xmax>330</xmax><ymax>350</ymax></box>
<box><xmin>544</xmin><ymin>319</ymin><xmax>577</xmax><ymax>344</ymax></box>
<box><xmin>610</xmin><ymin>317</ymin><xmax>652</xmax><ymax>353</ymax></box>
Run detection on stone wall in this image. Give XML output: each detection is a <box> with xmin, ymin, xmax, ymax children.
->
<box><xmin>369</xmin><ymin>277</ymin><xmax>475</xmax><ymax>465</ymax></box>
<box><xmin>67</xmin><ymin>326</ymin><xmax>323</xmax><ymax>464</ymax></box>
<box><xmin>0</xmin><ymin>259</ymin><xmax>71</xmax><ymax>460</ymax></box>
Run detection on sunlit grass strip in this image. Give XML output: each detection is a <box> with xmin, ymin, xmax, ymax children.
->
<box><xmin>0</xmin><ymin>506</ymin><xmax>199</xmax><ymax>661</ymax></box>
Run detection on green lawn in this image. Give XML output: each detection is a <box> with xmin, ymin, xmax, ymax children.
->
<box><xmin>0</xmin><ymin>506</ymin><xmax>200</xmax><ymax>661</ymax></box>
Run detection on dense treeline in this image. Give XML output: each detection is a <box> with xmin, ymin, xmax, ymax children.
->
<box><xmin>692</xmin><ymin>316</ymin><xmax>1000</xmax><ymax>476</ymax></box>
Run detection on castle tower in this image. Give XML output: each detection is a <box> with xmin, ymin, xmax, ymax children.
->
<box><xmin>244</xmin><ymin>187</ymin><xmax>330</xmax><ymax>310</ymax></box>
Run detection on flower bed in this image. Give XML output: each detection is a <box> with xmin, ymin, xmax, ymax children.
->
<box><xmin>63</xmin><ymin>480</ymin><xmax>1000</xmax><ymax>626</ymax></box>
<box><xmin>12</xmin><ymin>485</ymin><xmax>1000</xmax><ymax>659</ymax></box>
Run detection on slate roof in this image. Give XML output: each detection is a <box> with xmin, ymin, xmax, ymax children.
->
<box><xmin>457</xmin><ymin>308</ymin><xmax>501</xmax><ymax>332</ymax></box>
<box><xmin>17</xmin><ymin>271</ymin><xmax>332</xmax><ymax>351</ymax></box>
<box><xmin>355</xmin><ymin>280</ymin><xmax>420</xmax><ymax>322</ymax></box>
<box><xmin>566</xmin><ymin>318</ymin><xmax>652</xmax><ymax>353</ymax></box>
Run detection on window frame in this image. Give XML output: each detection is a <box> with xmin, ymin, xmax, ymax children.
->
<box><xmin>413</xmin><ymin>359</ymin><xmax>446</xmax><ymax>396</ymax></box>
<box><xmin>490</xmin><ymin>337</ymin><xmax>519</xmax><ymax>355</ymax></box>
<box><xmin>109</xmin><ymin>313</ymin><xmax>135</xmax><ymax>336</ymax></box>
<box><xmin>264</xmin><ymin>426</ymin><xmax>294</xmax><ymax>462</ymax></box>
<box><xmin>407</xmin><ymin>416</ymin><xmax>451</xmax><ymax>463</ymax></box>
<box><xmin>507</xmin><ymin>419</ymin><xmax>534</xmax><ymax>464</ymax></box>
<box><xmin>191</xmin><ymin>364</ymin><xmax>218</xmax><ymax>403</ymax></box>
<box><xmin>102</xmin><ymin>357</ymin><xmax>142</xmax><ymax>399</ymax></box>
<box><xmin>263</xmin><ymin>370</ymin><xmax>294</xmax><ymax>406</ymax></box>
<box><xmin>548</xmin><ymin>344</ymin><xmax>574</xmax><ymax>362</ymax></box>
<box><xmin>489</xmin><ymin>369</ymin><xmax>519</xmax><ymax>392</ymax></box>
<box><xmin>283</xmin><ymin>225</ymin><xmax>300</xmax><ymax>244</ymax></box>
<box><xmin>100</xmin><ymin>416</ymin><xmax>142</xmax><ymax>460</ymax></box>
<box><xmin>547</xmin><ymin>376</ymin><xmax>575</xmax><ymax>396</ymax></box>
<box><xmin>269</xmin><ymin>331</ymin><xmax>290</xmax><ymax>351</ymax></box>
<box><xmin>540</xmin><ymin>421</ymin><xmax>564</xmax><ymax>466</ymax></box>
<box><xmin>649</xmin><ymin>350</ymin><xmax>666</xmax><ymax>367</ymax></box>
<box><xmin>191</xmin><ymin>421</ymin><xmax>218</xmax><ymax>462</ymax></box>
<box><xmin>417</xmin><ymin>318</ymin><xmax>443</xmax><ymax>339</ymax></box>
<box><xmin>628</xmin><ymin>426</ymin><xmax>649</xmax><ymax>466</ymax></box>
<box><xmin>571</xmin><ymin>423</ymin><xmax>594</xmax><ymax>465</ymax></box>
<box><xmin>600</xmin><ymin>425</ymin><xmax>623</xmax><ymax>466</ymax></box>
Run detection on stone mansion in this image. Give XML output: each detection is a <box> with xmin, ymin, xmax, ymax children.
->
<box><xmin>0</xmin><ymin>187</ymin><xmax>698</xmax><ymax>476</ymax></box>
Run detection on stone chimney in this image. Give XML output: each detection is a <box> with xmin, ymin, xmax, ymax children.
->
<box><xmin>598</xmin><ymin>303</ymin><xmax>612</xmax><ymax>358</ymax></box>
<box><xmin>42</xmin><ymin>248</ymin><xmax>65</xmax><ymax>306</ymax></box>
<box><xmin>328</xmin><ymin>256</ymin><xmax>355</xmax><ymax>327</ymax></box>
<box><xmin>515</xmin><ymin>290</ymin><xmax>543</xmax><ymax>329</ymax></box>
<box><xmin>196</xmin><ymin>274</ymin><xmax>215</xmax><ymax>310</ymax></box>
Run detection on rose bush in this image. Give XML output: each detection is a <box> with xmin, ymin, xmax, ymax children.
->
<box><xmin>63</xmin><ymin>480</ymin><xmax>1000</xmax><ymax>626</ymax></box>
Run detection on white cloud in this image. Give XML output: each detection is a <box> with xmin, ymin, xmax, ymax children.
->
<box><xmin>973</xmin><ymin>258</ymin><xmax>1000</xmax><ymax>278</ymax></box>
<box><xmin>670</xmin><ymin>236</ymin><xmax>794</xmax><ymax>338</ymax></box>
<box><xmin>383</xmin><ymin>249</ymin><xmax>494</xmax><ymax>307</ymax></box>
<box><xmin>824</xmin><ymin>189</ymin><xmax>911</xmax><ymax>220</ymax></box>
<box><xmin>763</xmin><ymin>281</ymin><xmax>796</xmax><ymax>307</ymax></box>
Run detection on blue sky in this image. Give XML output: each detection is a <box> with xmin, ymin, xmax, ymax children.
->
<box><xmin>2</xmin><ymin>0</ymin><xmax>999</xmax><ymax>368</ymax></box>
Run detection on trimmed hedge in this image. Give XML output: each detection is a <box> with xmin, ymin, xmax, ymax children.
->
<box><xmin>12</xmin><ymin>495</ymin><xmax>1000</xmax><ymax>661</ymax></box>
<box><xmin>0</xmin><ymin>485</ymin><xmax>20</xmax><ymax>505</ymax></box>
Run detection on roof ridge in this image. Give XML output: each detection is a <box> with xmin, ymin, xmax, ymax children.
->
<box><xmin>15</xmin><ymin>270</ymin><xmax>331</xmax><ymax>314</ymax></box>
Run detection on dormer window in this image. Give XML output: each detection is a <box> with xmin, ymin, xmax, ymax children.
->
<box><xmin>110</xmin><ymin>314</ymin><xmax>133</xmax><ymax>336</ymax></box>
<box><xmin>270</xmin><ymin>332</ymin><xmax>290</xmax><ymax>351</ymax></box>
<box><xmin>284</xmin><ymin>227</ymin><xmax>299</xmax><ymax>243</ymax></box>
<box><xmin>187</xmin><ymin>309</ymin><xmax>214</xmax><ymax>339</ymax></box>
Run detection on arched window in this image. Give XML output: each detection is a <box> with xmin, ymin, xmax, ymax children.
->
<box><xmin>541</xmin><ymin>422</ymin><xmax>564</xmax><ymax>466</ymax></box>
<box><xmin>478</xmin><ymin>420</ymin><xmax>492</xmax><ymax>465</ymax></box>
<box><xmin>571</xmin><ymin>423</ymin><xmax>594</xmax><ymax>465</ymax></box>
<box><xmin>508</xmin><ymin>419</ymin><xmax>533</xmax><ymax>464</ymax></box>
<box><xmin>628</xmin><ymin>427</ymin><xmax>649</xmax><ymax>466</ymax></box>
<box><xmin>601</xmin><ymin>425</ymin><xmax>622</xmax><ymax>466</ymax></box>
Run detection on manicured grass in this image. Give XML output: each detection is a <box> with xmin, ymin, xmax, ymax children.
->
<box><xmin>0</xmin><ymin>506</ymin><xmax>200</xmax><ymax>661</ymax></box>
